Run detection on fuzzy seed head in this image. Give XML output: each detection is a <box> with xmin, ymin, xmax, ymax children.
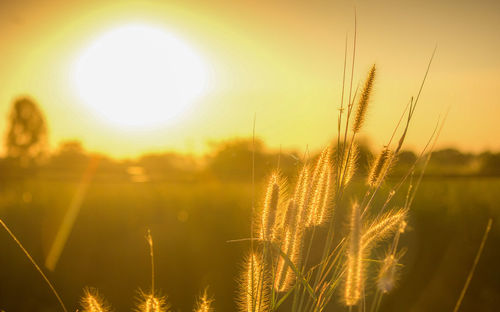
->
<box><xmin>274</xmin><ymin>228</ymin><xmax>293</xmax><ymax>292</ymax></box>
<box><xmin>362</xmin><ymin>209</ymin><xmax>408</xmax><ymax>250</ymax></box>
<box><xmin>344</xmin><ymin>202</ymin><xmax>364</xmax><ymax>306</ymax></box>
<box><xmin>294</xmin><ymin>165</ymin><xmax>311</xmax><ymax>227</ymax></box>
<box><xmin>259</xmin><ymin>172</ymin><xmax>283</xmax><ymax>241</ymax></box>
<box><xmin>352</xmin><ymin>65</ymin><xmax>376</xmax><ymax>133</ymax></box>
<box><xmin>399</xmin><ymin>220</ymin><xmax>407</xmax><ymax>233</ymax></box>
<box><xmin>307</xmin><ymin>160</ymin><xmax>333</xmax><ymax>227</ymax></box>
<box><xmin>273</xmin><ymin>226</ymin><xmax>303</xmax><ymax>292</ymax></box>
<box><xmin>340</xmin><ymin>143</ymin><xmax>358</xmax><ymax>185</ymax></box>
<box><xmin>283</xmin><ymin>200</ymin><xmax>298</xmax><ymax>230</ymax></box>
<box><xmin>367</xmin><ymin>147</ymin><xmax>393</xmax><ymax>187</ymax></box>
<box><xmin>239</xmin><ymin>253</ymin><xmax>269</xmax><ymax>312</ymax></box>
<box><xmin>137</xmin><ymin>293</ymin><xmax>168</xmax><ymax>312</ymax></box>
<box><xmin>80</xmin><ymin>288</ymin><xmax>109</xmax><ymax>312</ymax></box>
<box><xmin>377</xmin><ymin>254</ymin><xmax>400</xmax><ymax>293</ymax></box>
<box><xmin>194</xmin><ymin>288</ymin><xmax>214</xmax><ymax>312</ymax></box>
<box><xmin>312</xmin><ymin>146</ymin><xmax>330</xmax><ymax>182</ymax></box>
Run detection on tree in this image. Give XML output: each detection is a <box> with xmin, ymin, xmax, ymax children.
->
<box><xmin>6</xmin><ymin>97</ymin><xmax>48</xmax><ymax>166</ymax></box>
<box><xmin>207</xmin><ymin>138</ymin><xmax>300</xmax><ymax>181</ymax></box>
<box><xmin>49</xmin><ymin>140</ymin><xmax>88</xmax><ymax>168</ymax></box>
<box><xmin>478</xmin><ymin>152</ymin><xmax>500</xmax><ymax>175</ymax></box>
<box><xmin>208</xmin><ymin>139</ymin><xmax>268</xmax><ymax>181</ymax></box>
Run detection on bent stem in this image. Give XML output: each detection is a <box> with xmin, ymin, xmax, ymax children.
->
<box><xmin>0</xmin><ymin>218</ymin><xmax>68</xmax><ymax>312</ymax></box>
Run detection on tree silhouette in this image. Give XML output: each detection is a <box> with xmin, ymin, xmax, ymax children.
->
<box><xmin>6</xmin><ymin>97</ymin><xmax>48</xmax><ymax>166</ymax></box>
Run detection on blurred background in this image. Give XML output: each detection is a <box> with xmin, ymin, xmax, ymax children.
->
<box><xmin>0</xmin><ymin>0</ymin><xmax>499</xmax><ymax>311</ymax></box>
<box><xmin>0</xmin><ymin>120</ymin><xmax>498</xmax><ymax>311</ymax></box>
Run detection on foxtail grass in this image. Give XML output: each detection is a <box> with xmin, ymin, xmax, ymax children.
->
<box><xmin>137</xmin><ymin>292</ymin><xmax>169</xmax><ymax>312</ymax></box>
<box><xmin>194</xmin><ymin>288</ymin><xmax>214</xmax><ymax>312</ymax></box>
<box><xmin>259</xmin><ymin>172</ymin><xmax>287</xmax><ymax>242</ymax></box>
<box><xmin>5</xmin><ymin>19</ymin><xmax>490</xmax><ymax>312</ymax></box>
<box><xmin>352</xmin><ymin>65</ymin><xmax>376</xmax><ymax>133</ymax></box>
<box><xmin>367</xmin><ymin>147</ymin><xmax>393</xmax><ymax>187</ymax></box>
<box><xmin>239</xmin><ymin>253</ymin><xmax>270</xmax><ymax>312</ymax></box>
<box><xmin>80</xmin><ymin>288</ymin><xmax>110</xmax><ymax>312</ymax></box>
<box><xmin>344</xmin><ymin>202</ymin><xmax>364</xmax><ymax>306</ymax></box>
<box><xmin>233</xmin><ymin>25</ymin><xmax>446</xmax><ymax>312</ymax></box>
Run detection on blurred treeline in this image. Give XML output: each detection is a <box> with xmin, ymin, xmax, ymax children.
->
<box><xmin>1</xmin><ymin>97</ymin><xmax>499</xmax><ymax>312</ymax></box>
<box><xmin>1</xmin><ymin>139</ymin><xmax>500</xmax><ymax>184</ymax></box>
<box><xmin>2</xmin><ymin>96</ymin><xmax>500</xmax><ymax>184</ymax></box>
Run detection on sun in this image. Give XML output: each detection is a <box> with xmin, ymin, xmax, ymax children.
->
<box><xmin>73</xmin><ymin>23</ymin><xmax>209</xmax><ymax>129</ymax></box>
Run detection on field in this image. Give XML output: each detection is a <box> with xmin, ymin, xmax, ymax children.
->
<box><xmin>0</xmin><ymin>176</ymin><xmax>498</xmax><ymax>311</ymax></box>
<box><xmin>1</xmin><ymin>0</ymin><xmax>498</xmax><ymax>311</ymax></box>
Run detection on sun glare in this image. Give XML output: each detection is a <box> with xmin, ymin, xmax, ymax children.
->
<box><xmin>73</xmin><ymin>24</ymin><xmax>208</xmax><ymax>129</ymax></box>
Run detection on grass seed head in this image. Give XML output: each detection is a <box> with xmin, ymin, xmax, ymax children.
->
<box><xmin>239</xmin><ymin>253</ymin><xmax>270</xmax><ymax>312</ymax></box>
<box><xmin>137</xmin><ymin>292</ymin><xmax>169</xmax><ymax>312</ymax></box>
<box><xmin>194</xmin><ymin>288</ymin><xmax>214</xmax><ymax>312</ymax></box>
<box><xmin>340</xmin><ymin>143</ymin><xmax>358</xmax><ymax>186</ymax></box>
<box><xmin>377</xmin><ymin>254</ymin><xmax>402</xmax><ymax>294</ymax></box>
<box><xmin>367</xmin><ymin>147</ymin><xmax>393</xmax><ymax>187</ymax></box>
<box><xmin>273</xmin><ymin>226</ymin><xmax>303</xmax><ymax>292</ymax></box>
<box><xmin>80</xmin><ymin>288</ymin><xmax>110</xmax><ymax>312</ymax></box>
<box><xmin>259</xmin><ymin>172</ymin><xmax>285</xmax><ymax>241</ymax></box>
<box><xmin>362</xmin><ymin>208</ymin><xmax>408</xmax><ymax>250</ymax></box>
<box><xmin>307</xmin><ymin>159</ymin><xmax>333</xmax><ymax>227</ymax></box>
<box><xmin>352</xmin><ymin>65</ymin><xmax>376</xmax><ymax>133</ymax></box>
<box><xmin>293</xmin><ymin>165</ymin><xmax>312</xmax><ymax>227</ymax></box>
<box><xmin>344</xmin><ymin>202</ymin><xmax>364</xmax><ymax>306</ymax></box>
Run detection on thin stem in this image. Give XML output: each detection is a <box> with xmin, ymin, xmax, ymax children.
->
<box><xmin>251</xmin><ymin>114</ymin><xmax>256</xmax><ymax>312</ymax></box>
<box><xmin>147</xmin><ymin>229</ymin><xmax>155</xmax><ymax>294</ymax></box>
<box><xmin>251</xmin><ymin>113</ymin><xmax>256</xmax><ymax>253</ymax></box>
<box><xmin>0</xmin><ymin>218</ymin><xmax>68</xmax><ymax>312</ymax></box>
<box><xmin>453</xmin><ymin>218</ymin><xmax>493</xmax><ymax>312</ymax></box>
<box><xmin>347</xmin><ymin>9</ymin><xmax>357</xmax><ymax>115</ymax></box>
<box><xmin>337</xmin><ymin>32</ymin><xmax>349</xmax><ymax>154</ymax></box>
<box><xmin>297</xmin><ymin>227</ymin><xmax>317</xmax><ymax>311</ymax></box>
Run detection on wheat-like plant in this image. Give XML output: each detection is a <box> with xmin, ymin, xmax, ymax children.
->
<box><xmin>344</xmin><ymin>202</ymin><xmax>364</xmax><ymax>306</ymax></box>
<box><xmin>376</xmin><ymin>253</ymin><xmax>401</xmax><ymax>294</ymax></box>
<box><xmin>352</xmin><ymin>65</ymin><xmax>376</xmax><ymax>133</ymax></box>
<box><xmin>80</xmin><ymin>288</ymin><xmax>110</xmax><ymax>312</ymax></box>
<box><xmin>259</xmin><ymin>172</ymin><xmax>287</xmax><ymax>242</ymax></box>
<box><xmin>232</xmin><ymin>26</ymin><xmax>443</xmax><ymax>312</ymax></box>
<box><xmin>4</xmin><ymin>19</ymin><xmax>484</xmax><ymax>312</ymax></box>
<box><xmin>239</xmin><ymin>253</ymin><xmax>270</xmax><ymax>312</ymax></box>
<box><xmin>137</xmin><ymin>293</ymin><xmax>169</xmax><ymax>312</ymax></box>
<box><xmin>367</xmin><ymin>147</ymin><xmax>393</xmax><ymax>187</ymax></box>
<box><xmin>194</xmin><ymin>288</ymin><xmax>214</xmax><ymax>312</ymax></box>
<box><xmin>362</xmin><ymin>208</ymin><xmax>408</xmax><ymax>249</ymax></box>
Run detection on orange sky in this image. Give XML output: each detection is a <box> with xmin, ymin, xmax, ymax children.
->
<box><xmin>0</xmin><ymin>0</ymin><xmax>499</xmax><ymax>157</ymax></box>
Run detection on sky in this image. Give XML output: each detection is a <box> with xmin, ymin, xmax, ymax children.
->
<box><xmin>0</xmin><ymin>0</ymin><xmax>499</xmax><ymax>157</ymax></box>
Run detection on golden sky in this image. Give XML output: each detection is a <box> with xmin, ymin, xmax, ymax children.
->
<box><xmin>1</xmin><ymin>0</ymin><xmax>499</xmax><ymax>157</ymax></box>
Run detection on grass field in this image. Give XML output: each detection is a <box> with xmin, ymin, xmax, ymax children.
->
<box><xmin>0</xmin><ymin>176</ymin><xmax>498</xmax><ymax>311</ymax></box>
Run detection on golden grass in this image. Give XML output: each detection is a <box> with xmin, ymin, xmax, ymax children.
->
<box><xmin>376</xmin><ymin>254</ymin><xmax>400</xmax><ymax>294</ymax></box>
<box><xmin>194</xmin><ymin>288</ymin><xmax>214</xmax><ymax>312</ymax></box>
<box><xmin>137</xmin><ymin>293</ymin><xmax>169</xmax><ymax>312</ymax></box>
<box><xmin>239</xmin><ymin>253</ymin><xmax>270</xmax><ymax>312</ymax></box>
<box><xmin>339</xmin><ymin>142</ymin><xmax>358</xmax><ymax>186</ymax></box>
<box><xmin>5</xmin><ymin>22</ymin><xmax>491</xmax><ymax>312</ymax></box>
<box><xmin>344</xmin><ymin>202</ymin><xmax>363</xmax><ymax>306</ymax></box>
<box><xmin>306</xmin><ymin>147</ymin><xmax>333</xmax><ymax>227</ymax></box>
<box><xmin>352</xmin><ymin>65</ymin><xmax>376</xmax><ymax>133</ymax></box>
<box><xmin>362</xmin><ymin>208</ymin><xmax>408</xmax><ymax>250</ymax></box>
<box><xmin>259</xmin><ymin>172</ymin><xmax>286</xmax><ymax>242</ymax></box>
<box><xmin>229</xmin><ymin>35</ymin><xmax>445</xmax><ymax>312</ymax></box>
<box><xmin>80</xmin><ymin>288</ymin><xmax>110</xmax><ymax>312</ymax></box>
<box><xmin>367</xmin><ymin>147</ymin><xmax>393</xmax><ymax>187</ymax></box>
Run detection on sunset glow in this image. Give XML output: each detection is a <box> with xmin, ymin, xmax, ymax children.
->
<box><xmin>73</xmin><ymin>24</ymin><xmax>209</xmax><ymax>129</ymax></box>
<box><xmin>0</xmin><ymin>1</ymin><xmax>499</xmax><ymax>312</ymax></box>
<box><xmin>0</xmin><ymin>0</ymin><xmax>499</xmax><ymax>157</ymax></box>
